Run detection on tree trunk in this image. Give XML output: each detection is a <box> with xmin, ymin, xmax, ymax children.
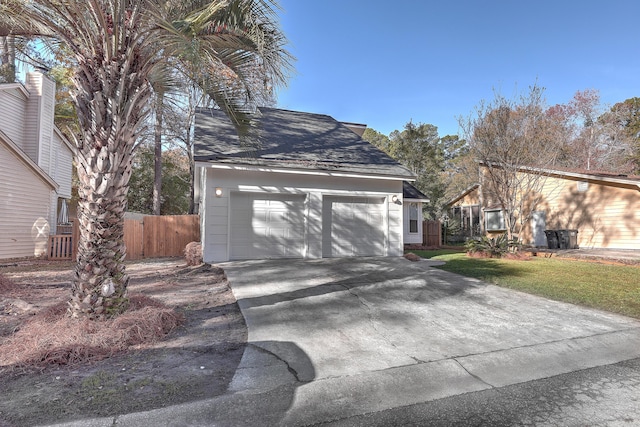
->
<box><xmin>0</xmin><ymin>35</ymin><xmax>16</xmax><ymax>83</ymax></box>
<box><xmin>69</xmin><ymin>56</ymin><xmax>152</xmax><ymax>319</ymax></box>
<box><xmin>153</xmin><ymin>90</ymin><xmax>164</xmax><ymax>215</ymax></box>
<box><xmin>71</xmin><ymin>157</ymin><xmax>131</xmax><ymax>318</ymax></box>
<box><xmin>185</xmin><ymin>126</ymin><xmax>196</xmax><ymax>215</ymax></box>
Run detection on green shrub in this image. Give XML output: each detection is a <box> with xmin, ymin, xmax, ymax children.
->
<box><xmin>465</xmin><ymin>234</ymin><xmax>520</xmax><ymax>258</ymax></box>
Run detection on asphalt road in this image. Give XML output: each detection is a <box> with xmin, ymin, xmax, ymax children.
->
<box><xmin>322</xmin><ymin>357</ymin><xmax>640</xmax><ymax>427</ymax></box>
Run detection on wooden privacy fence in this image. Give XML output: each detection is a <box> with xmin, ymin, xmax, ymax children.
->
<box><xmin>47</xmin><ymin>234</ymin><xmax>74</xmax><ymax>260</ymax></box>
<box><xmin>123</xmin><ymin>218</ymin><xmax>145</xmax><ymax>260</ymax></box>
<box><xmin>422</xmin><ymin>220</ymin><xmax>442</xmax><ymax>247</ymax></box>
<box><xmin>142</xmin><ymin>215</ymin><xmax>200</xmax><ymax>259</ymax></box>
<box><xmin>48</xmin><ymin>215</ymin><xmax>200</xmax><ymax>261</ymax></box>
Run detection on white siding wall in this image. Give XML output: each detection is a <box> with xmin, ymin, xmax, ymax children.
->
<box><xmin>387</xmin><ymin>197</ymin><xmax>403</xmax><ymax>254</ymax></box>
<box><xmin>52</xmin><ymin>133</ymin><xmax>73</xmax><ymax>198</ymax></box>
<box><xmin>26</xmin><ymin>73</ymin><xmax>56</xmax><ymax>175</ymax></box>
<box><xmin>0</xmin><ymin>87</ymin><xmax>28</xmax><ymax>150</ymax></box>
<box><xmin>201</xmin><ymin>167</ymin><xmax>403</xmax><ymax>262</ymax></box>
<box><xmin>0</xmin><ymin>142</ymin><xmax>54</xmax><ymax>259</ymax></box>
<box><xmin>403</xmin><ymin>201</ymin><xmax>424</xmax><ymax>244</ymax></box>
<box><xmin>23</xmin><ymin>77</ymin><xmax>40</xmax><ymax>162</ymax></box>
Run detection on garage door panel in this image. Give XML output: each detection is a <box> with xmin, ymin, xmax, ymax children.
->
<box><xmin>230</xmin><ymin>193</ymin><xmax>306</xmax><ymax>260</ymax></box>
<box><xmin>323</xmin><ymin>196</ymin><xmax>386</xmax><ymax>257</ymax></box>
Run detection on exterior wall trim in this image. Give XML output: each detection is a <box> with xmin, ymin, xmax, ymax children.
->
<box><xmin>0</xmin><ymin>130</ymin><xmax>58</xmax><ymax>190</ymax></box>
<box><xmin>196</xmin><ymin>161</ymin><xmax>413</xmax><ymax>182</ymax></box>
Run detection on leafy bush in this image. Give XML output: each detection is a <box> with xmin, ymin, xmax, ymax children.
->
<box><xmin>465</xmin><ymin>234</ymin><xmax>521</xmax><ymax>258</ymax></box>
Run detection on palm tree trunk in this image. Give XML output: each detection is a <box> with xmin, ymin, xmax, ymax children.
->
<box><xmin>71</xmin><ymin>162</ymin><xmax>130</xmax><ymax>318</ymax></box>
<box><xmin>68</xmin><ymin>57</ymin><xmax>152</xmax><ymax>319</ymax></box>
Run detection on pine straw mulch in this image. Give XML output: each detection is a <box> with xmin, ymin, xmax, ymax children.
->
<box><xmin>0</xmin><ymin>260</ymin><xmax>229</xmax><ymax>371</ymax></box>
<box><xmin>403</xmin><ymin>252</ymin><xmax>423</xmax><ymax>262</ymax></box>
<box><xmin>0</xmin><ymin>259</ymin><xmax>247</xmax><ymax>426</ymax></box>
<box><xmin>0</xmin><ymin>290</ymin><xmax>184</xmax><ymax>370</ymax></box>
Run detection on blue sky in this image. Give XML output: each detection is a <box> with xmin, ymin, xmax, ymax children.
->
<box><xmin>275</xmin><ymin>1</ymin><xmax>640</xmax><ymax>138</ymax></box>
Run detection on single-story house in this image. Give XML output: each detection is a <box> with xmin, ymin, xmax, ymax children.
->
<box><xmin>193</xmin><ymin>107</ymin><xmax>426</xmax><ymax>262</ymax></box>
<box><xmin>446</xmin><ymin>166</ymin><xmax>640</xmax><ymax>249</ymax></box>
<box><xmin>0</xmin><ymin>71</ymin><xmax>74</xmax><ymax>259</ymax></box>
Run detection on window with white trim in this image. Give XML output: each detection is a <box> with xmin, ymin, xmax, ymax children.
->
<box><xmin>409</xmin><ymin>203</ymin><xmax>419</xmax><ymax>233</ymax></box>
<box><xmin>484</xmin><ymin>209</ymin><xmax>506</xmax><ymax>231</ymax></box>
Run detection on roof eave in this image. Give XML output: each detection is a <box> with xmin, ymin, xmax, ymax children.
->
<box><xmin>195</xmin><ymin>160</ymin><xmax>415</xmax><ymax>182</ymax></box>
<box><xmin>0</xmin><ymin>82</ymin><xmax>29</xmax><ymax>98</ymax></box>
<box><xmin>54</xmin><ymin>127</ymin><xmax>76</xmax><ymax>155</ymax></box>
<box><xmin>479</xmin><ymin>162</ymin><xmax>640</xmax><ymax>189</ymax></box>
<box><xmin>445</xmin><ymin>183</ymin><xmax>480</xmax><ymax>207</ymax></box>
<box><xmin>0</xmin><ymin>130</ymin><xmax>59</xmax><ymax>190</ymax></box>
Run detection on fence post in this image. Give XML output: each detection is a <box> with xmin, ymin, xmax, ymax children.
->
<box><xmin>422</xmin><ymin>220</ymin><xmax>428</xmax><ymax>246</ymax></box>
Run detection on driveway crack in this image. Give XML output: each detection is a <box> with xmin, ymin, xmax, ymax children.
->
<box><xmin>250</xmin><ymin>343</ymin><xmax>303</xmax><ymax>383</ymax></box>
<box><xmin>339</xmin><ymin>283</ymin><xmax>426</xmax><ymax>364</ymax></box>
<box><xmin>453</xmin><ymin>358</ymin><xmax>495</xmax><ymax>388</ymax></box>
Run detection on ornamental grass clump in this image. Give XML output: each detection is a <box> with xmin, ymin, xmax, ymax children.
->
<box><xmin>465</xmin><ymin>234</ymin><xmax>521</xmax><ymax>258</ymax></box>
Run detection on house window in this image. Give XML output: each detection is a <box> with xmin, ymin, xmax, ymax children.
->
<box><xmin>451</xmin><ymin>205</ymin><xmax>481</xmax><ymax>236</ymax></box>
<box><xmin>409</xmin><ymin>203</ymin><xmax>419</xmax><ymax>233</ymax></box>
<box><xmin>484</xmin><ymin>209</ymin><xmax>506</xmax><ymax>231</ymax></box>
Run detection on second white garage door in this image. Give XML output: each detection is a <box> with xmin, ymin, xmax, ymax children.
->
<box><xmin>323</xmin><ymin>196</ymin><xmax>386</xmax><ymax>257</ymax></box>
<box><xmin>230</xmin><ymin>193</ymin><xmax>306</xmax><ymax>260</ymax></box>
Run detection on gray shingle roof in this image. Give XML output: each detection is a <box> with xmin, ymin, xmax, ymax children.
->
<box><xmin>403</xmin><ymin>181</ymin><xmax>430</xmax><ymax>201</ymax></box>
<box><xmin>194</xmin><ymin>107</ymin><xmax>415</xmax><ymax>179</ymax></box>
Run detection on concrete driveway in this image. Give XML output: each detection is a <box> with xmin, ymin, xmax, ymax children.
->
<box><xmin>98</xmin><ymin>257</ymin><xmax>640</xmax><ymax>427</ymax></box>
<box><xmin>216</xmin><ymin>257</ymin><xmax>640</xmax><ymax>425</ymax></box>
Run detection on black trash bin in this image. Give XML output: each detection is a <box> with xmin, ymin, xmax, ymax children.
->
<box><xmin>556</xmin><ymin>229</ymin><xmax>568</xmax><ymax>249</ymax></box>
<box><xmin>557</xmin><ymin>229</ymin><xmax>579</xmax><ymax>249</ymax></box>
<box><xmin>544</xmin><ymin>230</ymin><xmax>559</xmax><ymax>249</ymax></box>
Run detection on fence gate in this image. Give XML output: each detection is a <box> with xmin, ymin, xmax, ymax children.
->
<box><xmin>422</xmin><ymin>220</ymin><xmax>442</xmax><ymax>247</ymax></box>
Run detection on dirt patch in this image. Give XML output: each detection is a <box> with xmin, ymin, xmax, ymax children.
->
<box><xmin>0</xmin><ymin>259</ymin><xmax>247</xmax><ymax>427</ymax></box>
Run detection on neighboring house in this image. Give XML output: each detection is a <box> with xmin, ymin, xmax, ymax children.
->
<box><xmin>193</xmin><ymin>107</ymin><xmax>419</xmax><ymax>262</ymax></box>
<box><xmin>445</xmin><ymin>183</ymin><xmax>481</xmax><ymax>242</ymax></box>
<box><xmin>0</xmin><ymin>71</ymin><xmax>74</xmax><ymax>259</ymax></box>
<box><xmin>447</xmin><ymin>166</ymin><xmax>640</xmax><ymax>249</ymax></box>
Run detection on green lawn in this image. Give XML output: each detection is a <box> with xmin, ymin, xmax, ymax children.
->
<box><xmin>409</xmin><ymin>250</ymin><xmax>640</xmax><ymax>319</ymax></box>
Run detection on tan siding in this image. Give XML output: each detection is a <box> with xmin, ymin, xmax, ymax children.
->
<box><xmin>523</xmin><ymin>176</ymin><xmax>640</xmax><ymax>249</ymax></box>
<box><xmin>456</xmin><ymin>191</ymin><xmax>480</xmax><ymax>207</ymax></box>
<box><xmin>0</xmin><ymin>87</ymin><xmax>28</xmax><ymax>151</ymax></box>
<box><xmin>0</xmin><ymin>142</ymin><xmax>53</xmax><ymax>259</ymax></box>
<box><xmin>460</xmin><ymin>169</ymin><xmax>639</xmax><ymax>249</ymax></box>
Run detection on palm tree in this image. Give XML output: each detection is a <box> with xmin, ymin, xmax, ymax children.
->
<box><xmin>1</xmin><ymin>0</ymin><xmax>292</xmax><ymax>318</ymax></box>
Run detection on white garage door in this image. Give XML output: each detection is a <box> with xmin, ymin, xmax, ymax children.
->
<box><xmin>230</xmin><ymin>193</ymin><xmax>306</xmax><ymax>260</ymax></box>
<box><xmin>323</xmin><ymin>196</ymin><xmax>386</xmax><ymax>257</ymax></box>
